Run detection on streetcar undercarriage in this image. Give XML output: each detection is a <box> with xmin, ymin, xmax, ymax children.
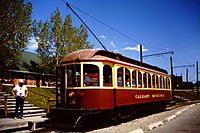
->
<box><xmin>46</xmin><ymin>100</ymin><xmax>169</xmax><ymax>130</ymax></box>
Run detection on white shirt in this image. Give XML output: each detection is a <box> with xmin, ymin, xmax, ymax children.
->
<box><xmin>13</xmin><ymin>85</ymin><xmax>28</xmax><ymax>97</ymax></box>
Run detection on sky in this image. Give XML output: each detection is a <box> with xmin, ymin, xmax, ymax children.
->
<box><xmin>26</xmin><ymin>0</ymin><xmax>199</xmax><ymax>82</ymax></box>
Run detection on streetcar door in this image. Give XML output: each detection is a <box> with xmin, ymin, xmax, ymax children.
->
<box><xmin>56</xmin><ymin>66</ymin><xmax>66</xmax><ymax>107</ymax></box>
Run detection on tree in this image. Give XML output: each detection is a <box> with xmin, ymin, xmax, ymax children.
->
<box><xmin>0</xmin><ymin>0</ymin><xmax>32</xmax><ymax>69</ymax></box>
<box><xmin>32</xmin><ymin>20</ymin><xmax>55</xmax><ymax>74</ymax></box>
<box><xmin>51</xmin><ymin>8</ymin><xmax>63</xmax><ymax>65</ymax></box>
<box><xmin>33</xmin><ymin>8</ymin><xmax>93</xmax><ymax>74</ymax></box>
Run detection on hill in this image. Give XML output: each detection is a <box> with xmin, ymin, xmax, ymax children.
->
<box><xmin>18</xmin><ymin>51</ymin><xmax>41</xmax><ymax>72</ymax></box>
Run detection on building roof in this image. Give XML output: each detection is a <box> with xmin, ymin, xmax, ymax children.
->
<box><xmin>0</xmin><ymin>51</ymin><xmax>55</xmax><ymax>76</ymax></box>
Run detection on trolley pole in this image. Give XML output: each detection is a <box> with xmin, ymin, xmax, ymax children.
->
<box><xmin>140</xmin><ymin>44</ymin><xmax>143</xmax><ymax>62</ymax></box>
<box><xmin>66</xmin><ymin>2</ymin><xmax>107</xmax><ymax>51</ymax></box>
<box><xmin>196</xmin><ymin>61</ymin><xmax>199</xmax><ymax>99</ymax></box>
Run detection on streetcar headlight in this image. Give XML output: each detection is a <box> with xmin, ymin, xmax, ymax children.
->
<box><xmin>69</xmin><ymin>91</ymin><xmax>75</xmax><ymax>97</ymax></box>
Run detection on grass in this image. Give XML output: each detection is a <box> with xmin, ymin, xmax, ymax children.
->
<box><xmin>26</xmin><ymin>87</ymin><xmax>57</xmax><ymax>109</ymax></box>
<box><xmin>2</xmin><ymin>85</ymin><xmax>57</xmax><ymax>109</ymax></box>
<box><xmin>174</xmin><ymin>90</ymin><xmax>198</xmax><ymax>101</ymax></box>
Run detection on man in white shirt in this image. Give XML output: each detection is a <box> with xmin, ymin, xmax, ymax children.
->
<box><xmin>12</xmin><ymin>79</ymin><xmax>28</xmax><ymax>119</ymax></box>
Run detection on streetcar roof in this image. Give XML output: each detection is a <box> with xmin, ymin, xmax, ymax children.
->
<box><xmin>61</xmin><ymin>49</ymin><xmax>168</xmax><ymax>74</ymax></box>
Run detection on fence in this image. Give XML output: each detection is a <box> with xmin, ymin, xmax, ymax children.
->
<box><xmin>0</xmin><ymin>95</ymin><xmax>8</xmax><ymax>117</ymax></box>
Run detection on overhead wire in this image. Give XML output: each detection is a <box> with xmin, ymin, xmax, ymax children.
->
<box><xmin>65</xmin><ymin>2</ymin><xmax>107</xmax><ymax>50</ymax></box>
<box><xmin>61</xmin><ymin>1</ymin><xmax>175</xmax><ymax>62</ymax></box>
<box><xmin>64</xmin><ymin>2</ymin><xmax>162</xmax><ymax>53</ymax></box>
<box><xmin>68</xmin><ymin>3</ymin><xmax>141</xmax><ymax>45</ymax></box>
<box><xmin>62</xmin><ymin>1</ymin><xmax>175</xmax><ymax>69</ymax></box>
<box><xmin>60</xmin><ymin>0</ymin><xmax>196</xmax><ymax>81</ymax></box>
<box><xmin>59</xmin><ymin>1</ymin><xmax>181</xmax><ymax>58</ymax></box>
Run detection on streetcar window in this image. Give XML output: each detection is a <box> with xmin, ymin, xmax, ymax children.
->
<box><xmin>156</xmin><ymin>75</ymin><xmax>159</xmax><ymax>88</ymax></box>
<box><xmin>167</xmin><ymin>78</ymin><xmax>171</xmax><ymax>89</ymax></box>
<box><xmin>162</xmin><ymin>77</ymin><xmax>164</xmax><ymax>89</ymax></box>
<box><xmin>143</xmin><ymin>72</ymin><xmax>147</xmax><ymax>88</ymax></box>
<box><xmin>67</xmin><ymin>64</ymin><xmax>81</xmax><ymax>87</ymax></box>
<box><xmin>103</xmin><ymin>65</ymin><xmax>112</xmax><ymax>86</ymax></box>
<box><xmin>164</xmin><ymin>77</ymin><xmax>166</xmax><ymax>89</ymax></box>
<box><xmin>166</xmin><ymin>77</ymin><xmax>170</xmax><ymax>89</ymax></box>
<box><xmin>161</xmin><ymin>76</ymin><xmax>164</xmax><ymax>89</ymax></box>
<box><xmin>117</xmin><ymin>67</ymin><xmax>124</xmax><ymax>87</ymax></box>
<box><xmin>148</xmin><ymin>73</ymin><xmax>151</xmax><ymax>88</ymax></box>
<box><xmin>125</xmin><ymin>68</ymin><xmax>131</xmax><ymax>87</ymax></box>
<box><xmin>83</xmin><ymin>64</ymin><xmax>99</xmax><ymax>86</ymax></box>
<box><xmin>166</xmin><ymin>78</ymin><xmax>168</xmax><ymax>89</ymax></box>
<box><xmin>138</xmin><ymin>71</ymin><xmax>142</xmax><ymax>87</ymax></box>
<box><xmin>160</xmin><ymin>76</ymin><xmax>163</xmax><ymax>89</ymax></box>
<box><xmin>152</xmin><ymin>74</ymin><xmax>155</xmax><ymax>88</ymax></box>
<box><xmin>132</xmin><ymin>70</ymin><xmax>137</xmax><ymax>87</ymax></box>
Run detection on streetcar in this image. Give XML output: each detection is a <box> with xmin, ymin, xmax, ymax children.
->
<box><xmin>47</xmin><ymin>49</ymin><xmax>172</xmax><ymax>128</ymax></box>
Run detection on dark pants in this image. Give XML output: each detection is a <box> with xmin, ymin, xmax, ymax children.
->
<box><xmin>15</xmin><ymin>96</ymin><xmax>25</xmax><ymax>117</ymax></box>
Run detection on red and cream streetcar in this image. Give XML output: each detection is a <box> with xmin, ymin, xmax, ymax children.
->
<box><xmin>48</xmin><ymin>49</ymin><xmax>172</xmax><ymax>128</ymax></box>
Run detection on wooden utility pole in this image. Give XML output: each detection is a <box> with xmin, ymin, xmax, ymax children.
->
<box><xmin>140</xmin><ymin>44</ymin><xmax>143</xmax><ymax>62</ymax></box>
<box><xmin>170</xmin><ymin>56</ymin><xmax>174</xmax><ymax>99</ymax></box>
<box><xmin>186</xmin><ymin>68</ymin><xmax>188</xmax><ymax>82</ymax></box>
<box><xmin>196</xmin><ymin>61</ymin><xmax>199</xmax><ymax>99</ymax></box>
<box><xmin>170</xmin><ymin>57</ymin><xmax>173</xmax><ymax>76</ymax></box>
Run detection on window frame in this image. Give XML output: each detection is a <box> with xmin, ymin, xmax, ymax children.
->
<box><xmin>125</xmin><ymin>68</ymin><xmax>131</xmax><ymax>87</ymax></box>
<box><xmin>83</xmin><ymin>64</ymin><xmax>100</xmax><ymax>87</ymax></box>
<box><xmin>143</xmin><ymin>72</ymin><xmax>147</xmax><ymax>88</ymax></box>
<box><xmin>103</xmin><ymin>64</ymin><xmax>113</xmax><ymax>87</ymax></box>
<box><xmin>66</xmin><ymin>63</ymin><xmax>81</xmax><ymax>87</ymax></box>
<box><xmin>148</xmin><ymin>73</ymin><xmax>152</xmax><ymax>88</ymax></box>
<box><xmin>132</xmin><ymin>69</ymin><xmax>137</xmax><ymax>88</ymax></box>
<box><xmin>138</xmin><ymin>71</ymin><xmax>142</xmax><ymax>88</ymax></box>
<box><xmin>117</xmin><ymin>67</ymin><xmax>124</xmax><ymax>87</ymax></box>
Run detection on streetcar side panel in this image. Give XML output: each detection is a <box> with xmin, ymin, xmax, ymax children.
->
<box><xmin>116</xmin><ymin>89</ymin><xmax>171</xmax><ymax>107</ymax></box>
<box><xmin>78</xmin><ymin>89</ymin><xmax>114</xmax><ymax>109</ymax></box>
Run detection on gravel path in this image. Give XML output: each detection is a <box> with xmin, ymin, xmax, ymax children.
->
<box><xmin>88</xmin><ymin>105</ymin><xmax>192</xmax><ymax>133</ymax></box>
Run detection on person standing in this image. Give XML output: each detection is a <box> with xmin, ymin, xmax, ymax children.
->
<box><xmin>12</xmin><ymin>79</ymin><xmax>28</xmax><ymax>119</ymax></box>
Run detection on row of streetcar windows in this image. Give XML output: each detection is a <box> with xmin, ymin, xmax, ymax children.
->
<box><xmin>117</xmin><ymin>67</ymin><xmax>171</xmax><ymax>89</ymax></box>
<box><xmin>66</xmin><ymin>64</ymin><xmax>170</xmax><ymax>89</ymax></box>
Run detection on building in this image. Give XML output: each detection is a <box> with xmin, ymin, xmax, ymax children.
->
<box><xmin>0</xmin><ymin>51</ymin><xmax>55</xmax><ymax>87</ymax></box>
<box><xmin>174</xmin><ymin>75</ymin><xmax>193</xmax><ymax>89</ymax></box>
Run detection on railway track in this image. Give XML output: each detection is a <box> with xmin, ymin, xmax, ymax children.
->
<box><xmin>42</xmin><ymin>100</ymin><xmax>199</xmax><ymax>132</ymax></box>
<box><xmin>11</xmin><ymin>100</ymin><xmax>198</xmax><ymax>133</ymax></box>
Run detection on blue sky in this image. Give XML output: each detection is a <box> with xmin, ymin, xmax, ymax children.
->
<box><xmin>27</xmin><ymin>0</ymin><xmax>199</xmax><ymax>82</ymax></box>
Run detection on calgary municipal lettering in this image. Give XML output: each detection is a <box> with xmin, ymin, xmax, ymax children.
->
<box><xmin>135</xmin><ymin>94</ymin><xmax>150</xmax><ymax>99</ymax></box>
<box><xmin>152</xmin><ymin>94</ymin><xmax>165</xmax><ymax>98</ymax></box>
<box><xmin>135</xmin><ymin>94</ymin><xmax>165</xmax><ymax>99</ymax></box>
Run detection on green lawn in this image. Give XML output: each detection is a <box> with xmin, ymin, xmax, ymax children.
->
<box><xmin>174</xmin><ymin>90</ymin><xmax>198</xmax><ymax>101</ymax></box>
<box><xmin>2</xmin><ymin>86</ymin><xmax>57</xmax><ymax>109</ymax></box>
<box><xmin>26</xmin><ymin>87</ymin><xmax>57</xmax><ymax>109</ymax></box>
